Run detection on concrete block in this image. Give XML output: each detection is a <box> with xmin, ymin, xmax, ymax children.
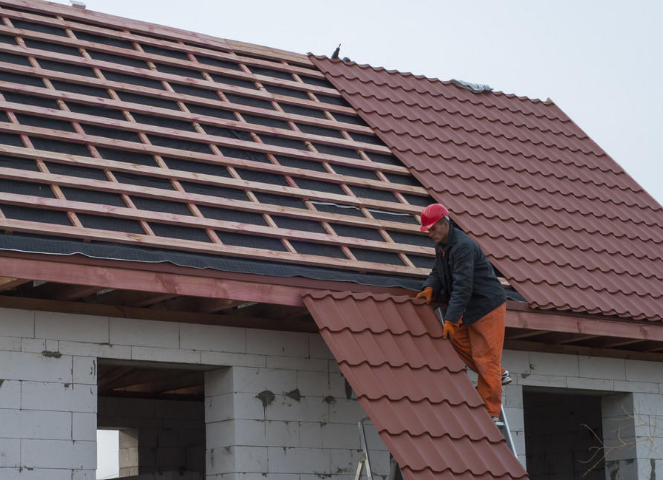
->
<box><xmin>626</xmin><ymin>359</ymin><xmax>663</xmax><ymax>384</ymax></box>
<box><xmin>266</xmin><ymin>356</ymin><xmax>328</xmax><ymax>372</ymax></box>
<box><xmin>0</xmin><ymin>380</ymin><xmax>20</xmax><ymax>409</ymax></box>
<box><xmin>21</xmin><ymin>382</ymin><xmax>97</xmax><ymax>413</ymax></box>
<box><xmin>299</xmin><ymin>422</ymin><xmax>323</xmax><ymax>448</ymax></box>
<box><xmin>634</xmin><ymin>393</ymin><xmax>663</xmax><ymax>416</ymax></box>
<box><xmin>296</xmin><ymin>370</ymin><xmax>345</xmax><ymax>397</ymax></box>
<box><xmin>205</xmin><ymin>368</ymin><xmax>233</xmax><ymax>397</ymax></box>
<box><xmin>208</xmin><ymin>446</ymin><xmax>267</xmax><ymax>474</ymax></box>
<box><xmin>110</xmin><ymin>317</ymin><xmax>178</xmax><ymax>348</ymax></box>
<box><xmin>518</xmin><ymin>373</ymin><xmax>567</xmax><ymax>388</ymax></box>
<box><xmin>21</xmin><ymin>439</ymin><xmax>96</xmax><ymax>469</ymax></box>
<box><xmin>58</xmin><ymin>340</ymin><xmax>131</xmax><ymax>359</ymax></box>
<box><xmin>206</xmin><ymin>393</ymin><xmax>264</xmax><ymax>422</ymax></box>
<box><xmin>231</xmin><ymin>367</ymin><xmax>296</xmax><ymax>394</ymax></box>
<box><xmin>502</xmin><ymin>349</ymin><xmax>531</xmax><ymax>375</ymax></box>
<box><xmin>504</xmin><ymin>384</ymin><xmax>523</xmax><ymax>408</ymax></box>
<box><xmin>19</xmin><ymin>410</ymin><xmax>72</xmax><ymax>439</ymax></box>
<box><xmin>202</xmin><ymin>351</ymin><xmax>266</xmax><ymax>368</ymax></box>
<box><xmin>246</xmin><ymin>330</ymin><xmax>308</xmax><ymax>357</ymax></box>
<box><xmin>322</xmin><ymin>422</ymin><xmax>360</xmax><ymax>449</ymax></box>
<box><xmin>0</xmin><ymin>351</ymin><xmax>72</xmax><ymax>382</ymax></box>
<box><xmin>268</xmin><ymin>446</ymin><xmax>330</xmax><ymax>474</ymax></box>
<box><xmin>0</xmin><ymin>336</ymin><xmax>21</xmax><ymax>352</ymax></box>
<box><xmin>611</xmin><ymin>380</ymin><xmax>657</xmax><ymax>394</ymax></box>
<box><xmin>207</xmin><ymin>420</ymin><xmax>234</xmax><ymax>449</ymax></box>
<box><xmin>0</xmin><ymin>409</ymin><xmax>20</xmax><ymax>438</ymax></box>
<box><xmin>309</xmin><ymin>334</ymin><xmax>335</xmax><ymax>359</ymax></box>
<box><xmin>0</xmin><ymin>468</ymin><xmax>71</xmax><ymax>480</ymax></box>
<box><xmin>0</xmin><ymin>308</ymin><xmax>34</xmax><ymax>337</ymax></box>
<box><xmin>21</xmin><ymin>338</ymin><xmax>46</xmax><ymax>354</ymax></box>
<box><xmin>330</xmin><ymin>448</ymin><xmax>362</xmax><ymax>475</ymax></box>
<box><xmin>579</xmin><ymin>355</ymin><xmax>626</xmax><ymax>380</ymax></box>
<box><xmin>329</xmin><ymin>399</ymin><xmax>367</xmax><ymax>424</ymax></box>
<box><xmin>207</xmin><ymin>446</ymin><xmax>233</xmax><ymax>474</ymax></box>
<box><xmin>180</xmin><ymin>323</ymin><xmax>246</xmax><ymax>353</ymax></box>
<box><xmin>264</xmin><ymin>395</ymin><xmax>329</xmax><ymax>423</ymax></box>
<box><xmin>35</xmin><ymin>311</ymin><xmax>108</xmax><ymax>343</ymax></box>
<box><xmin>504</xmin><ymin>407</ymin><xmax>524</xmax><ymax>431</ymax></box>
<box><xmin>0</xmin><ymin>439</ymin><xmax>20</xmax><ymax>467</ymax></box>
<box><xmin>73</xmin><ymin>413</ymin><xmax>96</xmax><ymax>441</ymax></box>
<box><xmin>567</xmin><ymin>376</ymin><xmax>614</xmax><ymax>391</ymax></box>
<box><xmin>131</xmin><ymin>346</ymin><xmax>201</xmax><ymax>364</ymax></box>
<box><xmin>73</xmin><ymin>356</ymin><xmax>97</xmax><ymax>385</ymax></box>
<box><xmin>71</xmin><ymin>470</ymin><xmax>96</xmax><ymax>480</ymax></box>
<box><xmin>528</xmin><ymin>351</ymin><xmax>578</xmax><ymax>377</ymax></box>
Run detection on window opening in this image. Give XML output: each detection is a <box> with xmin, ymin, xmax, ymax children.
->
<box><xmin>97</xmin><ymin>429</ymin><xmax>119</xmax><ymax>479</ymax></box>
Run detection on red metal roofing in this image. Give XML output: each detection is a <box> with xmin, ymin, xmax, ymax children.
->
<box><xmin>310</xmin><ymin>56</ymin><xmax>663</xmax><ymax>322</ymax></box>
<box><xmin>303</xmin><ymin>290</ymin><xmax>528</xmax><ymax>480</ymax></box>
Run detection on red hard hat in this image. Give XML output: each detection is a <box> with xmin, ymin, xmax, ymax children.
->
<box><xmin>419</xmin><ymin>204</ymin><xmax>450</xmax><ymax>232</ymax></box>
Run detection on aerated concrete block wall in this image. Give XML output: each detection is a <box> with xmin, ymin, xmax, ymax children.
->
<box><xmin>0</xmin><ymin>307</ymin><xmax>389</xmax><ymax>480</ymax></box>
<box><xmin>499</xmin><ymin>349</ymin><xmax>663</xmax><ymax>480</ymax></box>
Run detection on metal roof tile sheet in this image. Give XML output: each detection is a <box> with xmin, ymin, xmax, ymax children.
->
<box><xmin>304</xmin><ymin>290</ymin><xmax>528</xmax><ymax>479</ymax></box>
<box><xmin>311</xmin><ymin>55</ymin><xmax>663</xmax><ymax>322</ymax></box>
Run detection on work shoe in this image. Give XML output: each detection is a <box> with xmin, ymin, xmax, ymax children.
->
<box><xmin>502</xmin><ymin>370</ymin><xmax>512</xmax><ymax>385</ymax></box>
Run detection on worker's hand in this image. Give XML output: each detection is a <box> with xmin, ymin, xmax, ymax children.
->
<box><xmin>416</xmin><ymin>287</ymin><xmax>434</xmax><ymax>304</ymax></box>
<box><xmin>442</xmin><ymin>321</ymin><xmax>454</xmax><ymax>340</ymax></box>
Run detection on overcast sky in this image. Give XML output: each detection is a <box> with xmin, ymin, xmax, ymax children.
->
<box><xmin>69</xmin><ymin>1</ymin><xmax>659</xmax><ymax>477</ymax></box>
<box><xmin>62</xmin><ymin>0</ymin><xmax>663</xmax><ymax>207</ymax></box>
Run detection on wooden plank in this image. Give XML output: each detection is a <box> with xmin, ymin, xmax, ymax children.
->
<box><xmin>28</xmin><ymin>282</ymin><xmax>102</xmax><ymax>301</ymax></box>
<box><xmin>0</xmin><ymin>98</ymin><xmax>397</xmax><ymax>162</ymax></box>
<box><xmin>0</xmin><ymin>145</ymin><xmax>424</xmax><ymax>234</ymax></box>
<box><xmin>0</xmin><ymin>223</ymin><xmax>429</xmax><ymax>278</ymax></box>
<box><xmin>89</xmin><ymin>290</ymin><xmax>178</xmax><ymax>307</ymax></box>
<box><xmin>507</xmin><ymin>309</ymin><xmax>663</xmax><ymax>342</ymax></box>
<box><xmin>0</xmin><ymin>148</ymin><xmax>424</xmax><ymax>215</ymax></box>
<box><xmin>0</xmin><ymin>79</ymin><xmax>374</xmax><ymax>136</ymax></box>
<box><xmin>0</xmin><ymin>295</ymin><xmax>320</xmax><ymax>332</ymax></box>
<box><xmin>0</xmin><ymin>276</ymin><xmax>30</xmax><ymax>291</ymax></box>
<box><xmin>0</xmin><ymin>39</ymin><xmax>348</xmax><ymax>113</ymax></box>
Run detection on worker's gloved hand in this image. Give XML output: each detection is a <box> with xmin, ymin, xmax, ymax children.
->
<box><xmin>442</xmin><ymin>321</ymin><xmax>454</xmax><ymax>340</ymax></box>
<box><xmin>416</xmin><ymin>287</ymin><xmax>434</xmax><ymax>304</ymax></box>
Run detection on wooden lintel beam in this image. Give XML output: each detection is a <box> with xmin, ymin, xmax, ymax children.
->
<box><xmin>0</xmin><ymin>276</ymin><xmax>31</xmax><ymax>291</ymax></box>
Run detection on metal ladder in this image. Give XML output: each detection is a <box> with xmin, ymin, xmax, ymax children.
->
<box><xmin>496</xmin><ymin>404</ymin><xmax>517</xmax><ymax>455</ymax></box>
<box><xmin>355</xmin><ymin>417</ymin><xmax>405</xmax><ymax>480</ymax></box>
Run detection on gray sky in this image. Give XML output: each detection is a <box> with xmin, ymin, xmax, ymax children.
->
<box><xmin>63</xmin><ymin>0</ymin><xmax>663</xmax><ymax>207</ymax></box>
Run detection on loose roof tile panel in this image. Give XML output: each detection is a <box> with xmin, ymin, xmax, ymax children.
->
<box><xmin>311</xmin><ymin>55</ymin><xmax>663</xmax><ymax>322</ymax></box>
<box><xmin>304</xmin><ymin>290</ymin><xmax>529</xmax><ymax>480</ymax></box>
<box><xmin>0</xmin><ymin>0</ymin><xmax>441</xmax><ymax>283</ymax></box>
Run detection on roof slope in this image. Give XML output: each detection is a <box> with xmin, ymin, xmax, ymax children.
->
<box><xmin>0</xmin><ymin>0</ymin><xmax>440</xmax><ymax>288</ymax></box>
<box><xmin>311</xmin><ymin>56</ymin><xmax>663</xmax><ymax>322</ymax></box>
<box><xmin>304</xmin><ymin>290</ymin><xmax>528</xmax><ymax>480</ymax></box>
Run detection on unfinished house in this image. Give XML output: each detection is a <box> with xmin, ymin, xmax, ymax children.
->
<box><xmin>0</xmin><ymin>1</ymin><xmax>661</xmax><ymax>479</ymax></box>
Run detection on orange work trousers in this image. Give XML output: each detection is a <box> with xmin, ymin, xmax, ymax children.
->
<box><xmin>447</xmin><ymin>302</ymin><xmax>506</xmax><ymax>417</ymax></box>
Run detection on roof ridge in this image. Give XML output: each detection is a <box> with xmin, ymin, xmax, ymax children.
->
<box><xmin>339</xmin><ymin>82</ymin><xmax>564</xmax><ymax>122</ymax></box>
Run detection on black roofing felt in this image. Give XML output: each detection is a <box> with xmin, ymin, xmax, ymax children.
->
<box><xmin>0</xmin><ymin>232</ymin><xmax>425</xmax><ymax>290</ymax></box>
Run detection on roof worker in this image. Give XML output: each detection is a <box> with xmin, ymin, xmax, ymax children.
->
<box><xmin>415</xmin><ymin>203</ymin><xmax>511</xmax><ymax>423</ymax></box>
